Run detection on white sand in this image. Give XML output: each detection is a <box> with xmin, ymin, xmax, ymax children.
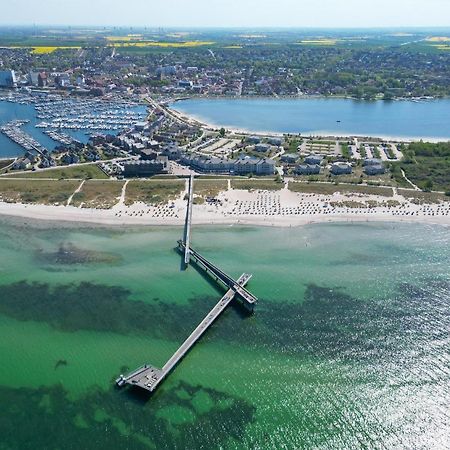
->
<box><xmin>0</xmin><ymin>187</ymin><xmax>449</xmax><ymax>228</ymax></box>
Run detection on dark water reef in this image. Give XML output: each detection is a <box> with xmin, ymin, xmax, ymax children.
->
<box><xmin>1</xmin><ymin>277</ymin><xmax>448</xmax><ymax>366</ymax></box>
<box><xmin>0</xmin><ymin>382</ymin><xmax>255</xmax><ymax>450</ymax></box>
<box><xmin>204</xmin><ymin>279</ymin><xmax>450</xmax><ymax>363</ymax></box>
<box><xmin>0</xmin><ymin>281</ymin><xmax>219</xmax><ymax>339</ymax></box>
<box><xmin>35</xmin><ymin>242</ymin><xmax>121</xmax><ymax>265</ymax></box>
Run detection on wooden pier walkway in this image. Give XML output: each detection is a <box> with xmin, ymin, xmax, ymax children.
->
<box><xmin>116</xmin><ymin>273</ymin><xmax>252</xmax><ymax>392</ymax></box>
<box><xmin>183</xmin><ymin>174</ymin><xmax>194</xmax><ymax>266</ymax></box>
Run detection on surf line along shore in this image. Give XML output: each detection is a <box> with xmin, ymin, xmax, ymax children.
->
<box><xmin>115</xmin><ymin>175</ymin><xmax>258</xmax><ymax>394</ymax></box>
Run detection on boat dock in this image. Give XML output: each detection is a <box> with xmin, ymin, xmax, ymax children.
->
<box><xmin>116</xmin><ymin>273</ymin><xmax>252</xmax><ymax>392</ymax></box>
<box><xmin>0</xmin><ymin>120</ymin><xmax>48</xmax><ymax>155</ymax></box>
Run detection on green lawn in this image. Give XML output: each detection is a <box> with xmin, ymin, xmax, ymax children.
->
<box><xmin>4</xmin><ymin>164</ymin><xmax>108</xmax><ymax>180</ymax></box>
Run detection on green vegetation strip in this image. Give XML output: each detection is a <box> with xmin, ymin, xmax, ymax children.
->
<box><xmin>4</xmin><ymin>164</ymin><xmax>108</xmax><ymax>180</ymax></box>
<box><xmin>0</xmin><ymin>159</ymin><xmax>14</xmax><ymax>172</ymax></box>
<box><xmin>392</xmin><ymin>142</ymin><xmax>450</xmax><ymax>192</ymax></box>
<box><xmin>72</xmin><ymin>180</ymin><xmax>124</xmax><ymax>209</ymax></box>
<box><xmin>398</xmin><ymin>189</ymin><xmax>449</xmax><ymax>204</ymax></box>
<box><xmin>288</xmin><ymin>182</ymin><xmax>394</xmax><ymax>197</ymax></box>
<box><xmin>231</xmin><ymin>179</ymin><xmax>284</xmax><ymax>191</ymax></box>
<box><xmin>194</xmin><ymin>180</ymin><xmax>228</xmax><ymax>201</ymax></box>
<box><xmin>125</xmin><ymin>179</ymin><xmax>185</xmax><ymax>206</ymax></box>
<box><xmin>0</xmin><ymin>179</ymin><xmax>79</xmax><ymax>205</ymax></box>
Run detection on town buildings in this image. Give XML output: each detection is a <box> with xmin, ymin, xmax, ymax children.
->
<box><xmin>121</xmin><ymin>156</ymin><xmax>169</xmax><ymax>177</ymax></box>
<box><xmin>0</xmin><ymin>70</ymin><xmax>17</xmax><ymax>88</ymax></box>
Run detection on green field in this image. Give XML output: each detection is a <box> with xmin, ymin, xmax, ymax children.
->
<box><xmin>393</xmin><ymin>142</ymin><xmax>450</xmax><ymax>193</ymax></box>
<box><xmin>231</xmin><ymin>179</ymin><xmax>284</xmax><ymax>191</ymax></box>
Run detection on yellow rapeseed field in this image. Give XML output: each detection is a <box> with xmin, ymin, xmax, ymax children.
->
<box><xmin>110</xmin><ymin>41</ymin><xmax>214</xmax><ymax>48</ymax></box>
<box><xmin>434</xmin><ymin>44</ymin><xmax>450</xmax><ymax>51</ymax></box>
<box><xmin>299</xmin><ymin>39</ymin><xmax>339</xmax><ymax>46</ymax></box>
<box><xmin>106</xmin><ymin>35</ymin><xmax>143</xmax><ymax>42</ymax></box>
<box><xmin>31</xmin><ymin>46</ymin><xmax>81</xmax><ymax>54</ymax></box>
<box><xmin>425</xmin><ymin>36</ymin><xmax>450</xmax><ymax>42</ymax></box>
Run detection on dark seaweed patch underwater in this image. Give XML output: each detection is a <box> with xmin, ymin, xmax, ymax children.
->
<box><xmin>0</xmin><ymin>382</ymin><xmax>256</xmax><ymax>450</ymax></box>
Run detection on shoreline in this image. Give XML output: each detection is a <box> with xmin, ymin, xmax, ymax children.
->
<box><xmin>1</xmin><ymin>200</ymin><xmax>449</xmax><ymax>229</ymax></box>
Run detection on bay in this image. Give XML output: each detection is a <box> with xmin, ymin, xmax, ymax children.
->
<box><xmin>171</xmin><ymin>97</ymin><xmax>450</xmax><ymax>140</ymax></box>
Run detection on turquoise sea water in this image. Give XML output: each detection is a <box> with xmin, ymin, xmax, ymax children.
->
<box><xmin>171</xmin><ymin>97</ymin><xmax>450</xmax><ymax>139</ymax></box>
<box><xmin>0</xmin><ymin>218</ymin><xmax>449</xmax><ymax>449</ymax></box>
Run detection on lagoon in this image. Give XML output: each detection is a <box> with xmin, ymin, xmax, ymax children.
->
<box><xmin>171</xmin><ymin>97</ymin><xmax>450</xmax><ymax>140</ymax></box>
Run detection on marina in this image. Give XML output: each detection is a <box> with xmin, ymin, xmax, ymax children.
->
<box><xmin>44</xmin><ymin>130</ymin><xmax>81</xmax><ymax>146</ymax></box>
<box><xmin>0</xmin><ymin>92</ymin><xmax>148</xmax><ymax>157</ymax></box>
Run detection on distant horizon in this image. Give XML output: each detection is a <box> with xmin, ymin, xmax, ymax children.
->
<box><xmin>0</xmin><ymin>25</ymin><xmax>449</xmax><ymax>31</ymax></box>
<box><xmin>0</xmin><ymin>0</ymin><xmax>449</xmax><ymax>29</ymax></box>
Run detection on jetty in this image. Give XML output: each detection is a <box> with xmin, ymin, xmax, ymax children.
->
<box><xmin>116</xmin><ymin>175</ymin><xmax>258</xmax><ymax>394</ymax></box>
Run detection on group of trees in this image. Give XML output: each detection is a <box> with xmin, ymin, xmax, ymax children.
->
<box><xmin>394</xmin><ymin>142</ymin><xmax>450</xmax><ymax>193</ymax></box>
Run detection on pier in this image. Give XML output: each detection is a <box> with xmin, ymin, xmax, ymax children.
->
<box><xmin>116</xmin><ymin>273</ymin><xmax>252</xmax><ymax>392</ymax></box>
<box><xmin>183</xmin><ymin>174</ymin><xmax>194</xmax><ymax>266</ymax></box>
<box><xmin>177</xmin><ymin>240</ymin><xmax>257</xmax><ymax>312</ymax></box>
<box><xmin>116</xmin><ymin>177</ymin><xmax>258</xmax><ymax>394</ymax></box>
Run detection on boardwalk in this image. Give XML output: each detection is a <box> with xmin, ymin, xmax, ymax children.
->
<box><xmin>116</xmin><ymin>274</ymin><xmax>251</xmax><ymax>392</ymax></box>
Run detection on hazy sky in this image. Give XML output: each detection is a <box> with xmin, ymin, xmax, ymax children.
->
<box><xmin>2</xmin><ymin>0</ymin><xmax>450</xmax><ymax>28</ymax></box>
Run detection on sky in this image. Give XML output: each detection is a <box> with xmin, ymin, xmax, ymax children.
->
<box><xmin>1</xmin><ymin>0</ymin><xmax>450</xmax><ymax>28</ymax></box>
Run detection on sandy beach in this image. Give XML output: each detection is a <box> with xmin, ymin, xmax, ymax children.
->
<box><xmin>1</xmin><ymin>186</ymin><xmax>449</xmax><ymax>228</ymax></box>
